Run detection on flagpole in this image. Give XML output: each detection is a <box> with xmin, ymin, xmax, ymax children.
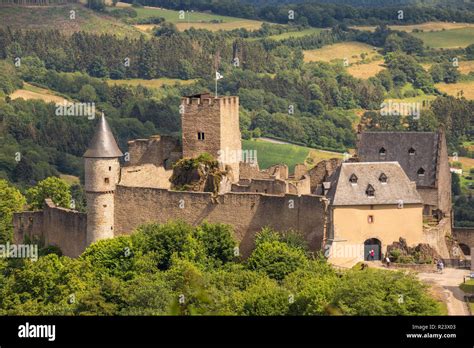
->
<box><xmin>215</xmin><ymin>76</ymin><xmax>218</xmax><ymax>97</ymax></box>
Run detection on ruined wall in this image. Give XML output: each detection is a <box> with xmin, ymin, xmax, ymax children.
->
<box><xmin>13</xmin><ymin>211</ymin><xmax>44</xmax><ymax>244</ymax></box>
<box><xmin>288</xmin><ymin>175</ymin><xmax>311</xmax><ymax>195</ymax></box>
<box><xmin>114</xmin><ymin>185</ymin><xmax>327</xmax><ymax>256</ymax></box>
<box><xmin>120</xmin><ymin>164</ymin><xmax>172</xmax><ymax>189</ymax></box>
<box><xmin>239</xmin><ymin>162</ymin><xmax>269</xmax><ymax>180</ymax></box>
<box><xmin>417</xmin><ymin>187</ymin><xmax>438</xmax><ymax>213</ymax></box>
<box><xmin>294</xmin><ymin>164</ymin><xmax>308</xmax><ymax>180</ymax></box>
<box><xmin>127</xmin><ymin>135</ymin><xmax>181</xmax><ymax>169</ymax></box>
<box><xmin>13</xmin><ymin>199</ymin><xmax>87</xmax><ymax>258</ymax></box>
<box><xmin>422</xmin><ymin>217</ymin><xmax>451</xmax><ymax>258</ymax></box>
<box><xmin>308</xmin><ymin>159</ymin><xmax>342</xmax><ymax>193</ymax></box>
<box><xmin>435</xmin><ymin>129</ymin><xmax>452</xmax><ymax>217</ymax></box>
<box><xmin>453</xmin><ymin>227</ymin><xmax>474</xmax><ymax>250</ymax></box>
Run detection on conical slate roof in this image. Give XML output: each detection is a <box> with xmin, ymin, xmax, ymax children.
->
<box><xmin>83</xmin><ymin>114</ymin><xmax>123</xmax><ymax>158</ymax></box>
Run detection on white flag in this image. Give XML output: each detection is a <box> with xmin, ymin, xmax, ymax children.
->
<box><xmin>216</xmin><ymin>71</ymin><xmax>223</xmax><ymax>80</ymax></box>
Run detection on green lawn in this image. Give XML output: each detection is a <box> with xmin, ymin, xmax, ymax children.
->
<box><xmin>412</xmin><ymin>28</ymin><xmax>474</xmax><ymax>48</ymax></box>
<box><xmin>242</xmin><ymin>139</ymin><xmax>310</xmax><ymax>173</ymax></box>
<box><xmin>266</xmin><ymin>28</ymin><xmax>326</xmax><ymax>40</ymax></box>
<box><xmin>460</xmin><ymin>279</ymin><xmax>474</xmax><ymax>294</ymax></box>
<box><xmin>132</xmin><ymin>7</ymin><xmax>245</xmax><ymax>23</ymax></box>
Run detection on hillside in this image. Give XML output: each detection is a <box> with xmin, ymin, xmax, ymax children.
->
<box><xmin>0</xmin><ymin>3</ymin><xmax>144</xmax><ymax>37</ymax></box>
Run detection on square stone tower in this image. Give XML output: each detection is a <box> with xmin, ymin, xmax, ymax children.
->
<box><xmin>181</xmin><ymin>93</ymin><xmax>241</xmax><ymax>182</ymax></box>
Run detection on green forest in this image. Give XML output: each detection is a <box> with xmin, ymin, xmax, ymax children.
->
<box><xmin>0</xmin><ymin>221</ymin><xmax>444</xmax><ymax>315</ymax></box>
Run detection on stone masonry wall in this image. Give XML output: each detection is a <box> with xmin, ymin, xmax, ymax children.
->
<box><xmin>114</xmin><ymin>185</ymin><xmax>327</xmax><ymax>256</ymax></box>
<box><xmin>13</xmin><ymin>199</ymin><xmax>87</xmax><ymax>258</ymax></box>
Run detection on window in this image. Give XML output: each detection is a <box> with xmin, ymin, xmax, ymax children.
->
<box><xmin>104</xmin><ymin>178</ymin><xmax>110</xmax><ymax>184</ymax></box>
<box><xmin>197</xmin><ymin>132</ymin><xmax>205</xmax><ymax>140</ymax></box>
<box><xmin>379</xmin><ymin>173</ymin><xmax>387</xmax><ymax>183</ymax></box>
<box><xmin>368</xmin><ymin>215</ymin><xmax>374</xmax><ymax>223</ymax></box>
<box><xmin>366</xmin><ymin>184</ymin><xmax>375</xmax><ymax>197</ymax></box>
<box><xmin>417</xmin><ymin>167</ymin><xmax>425</xmax><ymax>177</ymax></box>
<box><xmin>109</xmin><ymin>166</ymin><xmax>112</xmax><ymax>171</ymax></box>
<box><xmin>349</xmin><ymin>173</ymin><xmax>358</xmax><ymax>184</ymax></box>
<box><xmin>379</xmin><ymin>147</ymin><xmax>386</xmax><ymax>156</ymax></box>
<box><xmin>408</xmin><ymin>147</ymin><xmax>416</xmax><ymax>155</ymax></box>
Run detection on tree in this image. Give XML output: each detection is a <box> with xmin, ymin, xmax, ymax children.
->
<box><xmin>195</xmin><ymin>222</ymin><xmax>236</xmax><ymax>266</ymax></box>
<box><xmin>26</xmin><ymin>177</ymin><xmax>71</xmax><ymax>210</ymax></box>
<box><xmin>87</xmin><ymin>57</ymin><xmax>108</xmax><ymax>78</ymax></box>
<box><xmin>78</xmin><ymin>84</ymin><xmax>97</xmax><ymax>103</ymax></box>
<box><xmin>247</xmin><ymin>240</ymin><xmax>308</xmax><ymax>281</ymax></box>
<box><xmin>0</xmin><ymin>179</ymin><xmax>26</xmax><ymax>243</ymax></box>
<box><xmin>87</xmin><ymin>0</ymin><xmax>105</xmax><ymax>11</ymax></box>
<box><xmin>452</xmin><ymin>173</ymin><xmax>461</xmax><ymax>196</ymax></box>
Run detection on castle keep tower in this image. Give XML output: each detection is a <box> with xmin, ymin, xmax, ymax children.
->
<box><xmin>181</xmin><ymin>93</ymin><xmax>241</xmax><ymax>182</ymax></box>
<box><xmin>83</xmin><ymin>114</ymin><xmax>123</xmax><ymax>245</ymax></box>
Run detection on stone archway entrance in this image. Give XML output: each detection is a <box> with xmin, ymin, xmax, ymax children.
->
<box><xmin>364</xmin><ymin>238</ymin><xmax>382</xmax><ymax>261</ymax></box>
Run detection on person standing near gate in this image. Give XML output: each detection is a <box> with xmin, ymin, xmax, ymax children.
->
<box><xmin>369</xmin><ymin>249</ymin><xmax>375</xmax><ymax>261</ymax></box>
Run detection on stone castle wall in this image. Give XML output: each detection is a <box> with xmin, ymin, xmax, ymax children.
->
<box><xmin>114</xmin><ymin>185</ymin><xmax>328</xmax><ymax>256</ymax></box>
<box><xmin>435</xmin><ymin>129</ymin><xmax>452</xmax><ymax>217</ymax></box>
<box><xmin>13</xmin><ymin>199</ymin><xmax>87</xmax><ymax>258</ymax></box>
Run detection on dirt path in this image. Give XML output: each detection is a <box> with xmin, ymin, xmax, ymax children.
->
<box><xmin>417</xmin><ymin>269</ymin><xmax>470</xmax><ymax>316</ymax></box>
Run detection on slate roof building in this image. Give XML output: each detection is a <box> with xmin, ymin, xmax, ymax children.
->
<box><xmin>356</xmin><ymin>129</ymin><xmax>451</xmax><ymax>218</ymax></box>
<box><xmin>325</xmin><ymin>162</ymin><xmax>424</xmax><ymax>265</ymax></box>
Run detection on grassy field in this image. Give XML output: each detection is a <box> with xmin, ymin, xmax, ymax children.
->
<box><xmin>106</xmin><ymin>78</ymin><xmax>196</xmax><ymax>89</ymax></box>
<box><xmin>352</xmin><ymin>22</ymin><xmax>474</xmax><ymax>49</ymax></box>
<box><xmin>266</xmin><ymin>28</ymin><xmax>326</xmax><ymax>40</ymax></box>
<box><xmin>458</xmin><ymin>61</ymin><xmax>474</xmax><ymax>75</ymax></box>
<box><xmin>60</xmin><ymin>174</ymin><xmax>80</xmax><ymax>185</ymax></box>
<box><xmin>460</xmin><ymin>279</ymin><xmax>474</xmax><ymax>294</ymax></box>
<box><xmin>353</xmin><ymin>21</ymin><xmax>474</xmax><ymax>33</ymax></box>
<box><xmin>412</xmin><ymin>28</ymin><xmax>474</xmax><ymax>48</ymax></box>
<box><xmin>242</xmin><ymin>138</ymin><xmax>344</xmax><ymax>173</ymax></box>
<box><xmin>436</xmin><ymin>81</ymin><xmax>474</xmax><ymax>100</ymax></box>
<box><xmin>129</xmin><ymin>6</ymin><xmax>263</xmax><ymax>32</ymax></box>
<box><xmin>10</xmin><ymin>83</ymin><xmax>69</xmax><ymax>104</ymax></box>
<box><xmin>304</xmin><ymin>42</ymin><xmax>378</xmax><ymax>63</ymax></box>
<box><xmin>347</xmin><ymin>60</ymin><xmax>385</xmax><ymax>79</ymax></box>
<box><xmin>0</xmin><ymin>4</ymin><xmax>143</xmax><ymax>38</ymax></box>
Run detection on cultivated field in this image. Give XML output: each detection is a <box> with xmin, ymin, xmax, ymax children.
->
<box><xmin>131</xmin><ymin>6</ymin><xmax>263</xmax><ymax>32</ymax></box>
<box><xmin>436</xmin><ymin>81</ymin><xmax>474</xmax><ymax>100</ymax></box>
<box><xmin>10</xmin><ymin>83</ymin><xmax>69</xmax><ymax>104</ymax></box>
<box><xmin>242</xmin><ymin>138</ymin><xmax>344</xmax><ymax>173</ymax></box>
<box><xmin>303</xmin><ymin>42</ymin><xmax>379</xmax><ymax>63</ymax></box>
<box><xmin>0</xmin><ymin>4</ymin><xmax>144</xmax><ymax>38</ymax></box>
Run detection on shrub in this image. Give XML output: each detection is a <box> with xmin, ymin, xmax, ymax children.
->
<box><xmin>195</xmin><ymin>222</ymin><xmax>236</xmax><ymax>265</ymax></box>
<box><xmin>132</xmin><ymin>221</ymin><xmax>207</xmax><ymax>270</ymax></box>
<box><xmin>247</xmin><ymin>240</ymin><xmax>308</xmax><ymax>281</ymax></box>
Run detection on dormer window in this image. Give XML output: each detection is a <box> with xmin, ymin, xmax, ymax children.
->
<box><xmin>379</xmin><ymin>173</ymin><xmax>387</xmax><ymax>184</ymax></box>
<box><xmin>379</xmin><ymin>147</ymin><xmax>386</xmax><ymax>156</ymax></box>
<box><xmin>349</xmin><ymin>174</ymin><xmax>358</xmax><ymax>184</ymax></box>
<box><xmin>366</xmin><ymin>184</ymin><xmax>375</xmax><ymax>197</ymax></box>
<box><xmin>408</xmin><ymin>147</ymin><xmax>416</xmax><ymax>155</ymax></box>
<box><xmin>417</xmin><ymin>167</ymin><xmax>425</xmax><ymax>177</ymax></box>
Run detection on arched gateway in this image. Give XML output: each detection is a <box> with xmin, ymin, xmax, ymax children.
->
<box><xmin>364</xmin><ymin>238</ymin><xmax>382</xmax><ymax>261</ymax></box>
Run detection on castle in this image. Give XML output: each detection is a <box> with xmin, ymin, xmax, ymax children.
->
<box><xmin>13</xmin><ymin>93</ymin><xmax>469</xmax><ymax>267</ymax></box>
